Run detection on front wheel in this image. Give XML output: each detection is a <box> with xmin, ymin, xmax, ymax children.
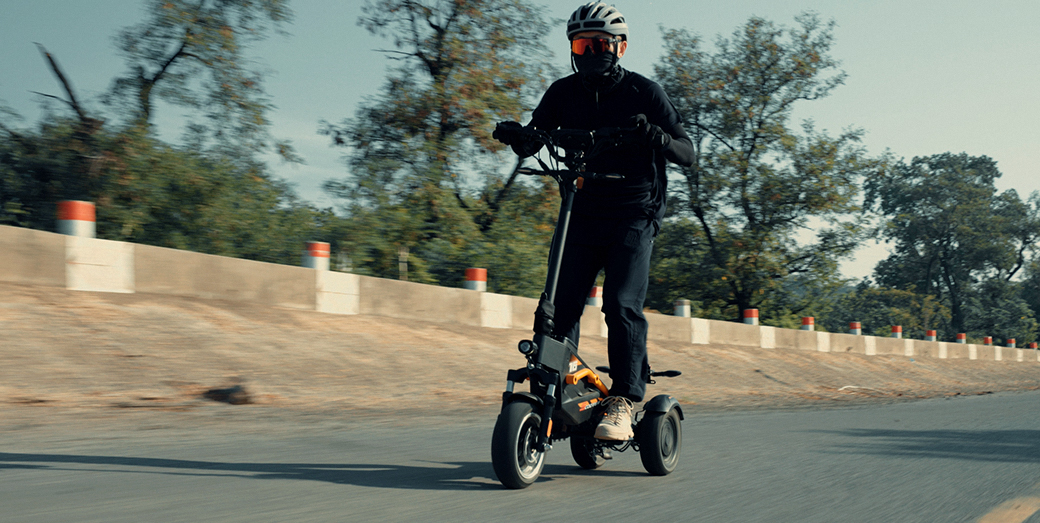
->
<box><xmin>491</xmin><ymin>401</ymin><xmax>546</xmax><ymax>489</ymax></box>
<box><xmin>569</xmin><ymin>435</ymin><xmax>606</xmax><ymax>470</ymax></box>
<box><xmin>638</xmin><ymin>408</ymin><xmax>682</xmax><ymax>475</ymax></box>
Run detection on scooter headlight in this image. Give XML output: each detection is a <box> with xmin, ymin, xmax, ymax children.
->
<box><xmin>518</xmin><ymin>340</ymin><xmax>536</xmax><ymax>355</ymax></box>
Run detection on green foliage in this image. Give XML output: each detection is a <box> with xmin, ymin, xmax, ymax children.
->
<box><xmin>321</xmin><ymin>0</ymin><xmax>558</xmax><ymax>293</ymax></box>
<box><xmin>1</xmin><ymin>0</ymin><xmax>323</xmax><ymax>266</ymax></box>
<box><xmin>651</xmin><ymin>13</ymin><xmax>883</xmax><ymax>320</ymax></box>
<box><xmin>821</xmin><ymin>281</ymin><xmax>951</xmax><ymax>339</ymax></box>
<box><xmin>0</xmin><ymin>117</ymin><xmax>326</xmax><ymax>264</ymax></box>
<box><xmin>107</xmin><ymin>0</ymin><xmax>296</xmax><ymax>159</ymax></box>
<box><xmin>962</xmin><ymin>278</ymin><xmax>1037</xmax><ymax>345</ymax></box>
<box><xmin>866</xmin><ymin>153</ymin><xmax>1040</xmax><ymax>334</ymax></box>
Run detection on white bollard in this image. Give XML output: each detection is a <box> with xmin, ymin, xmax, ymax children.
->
<box><xmin>891</xmin><ymin>325</ymin><xmax>902</xmax><ymax>339</ymax></box>
<box><xmin>849</xmin><ymin>322</ymin><xmax>862</xmax><ymax>335</ymax></box>
<box><xmin>925</xmin><ymin>330</ymin><xmax>937</xmax><ymax>342</ymax></box>
<box><xmin>743</xmin><ymin>308</ymin><xmax>759</xmax><ymax>325</ymax></box>
<box><xmin>674</xmin><ymin>299</ymin><xmax>691</xmax><ymax>318</ymax></box>
<box><xmin>801</xmin><ymin>317</ymin><xmax>814</xmax><ymax>331</ymax></box>
<box><xmin>464</xmin><ymin>268</ymin><xmax>487</xmax><ymax>292</ymax></box>
<box><xmin>302</xmin><ymin>241</ymin><xmax>330</xmax><ymax>270</ymax></box>
<box><xmin>587</xmin><ymin>286</ymin><xmax>603</xmax><ymax>307</ymax></box>
<box><xmin>956</xmin><ymin>333</ymin><xmax>967</xmax><ymax>344</ymax></box>
<box><xmin>57</xmin><ymin>200</ymin><xmax>96</xmax><ymax>238</ymax></box>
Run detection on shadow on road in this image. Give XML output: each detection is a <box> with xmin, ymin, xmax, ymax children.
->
<box><xmin>816</xmin><ymin>429</ymin><xmax>1040</xmax><ymax>463</ymax></box>
<box><xmin>0</xmin><ymin>453</ymin><xmax>641</xmax><ymax>490</ymax></box>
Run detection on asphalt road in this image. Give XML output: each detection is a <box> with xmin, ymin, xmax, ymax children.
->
<box><xmin>4</xmin><ymin>391</ymin><xmax>1040</xmax><ymax>522</ymax></box>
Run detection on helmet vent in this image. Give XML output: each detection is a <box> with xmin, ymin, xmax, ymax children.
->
<box><xmin>584</xmin><ymin>21</ymin><xmax>605</xmax><ymax>28</ymax></box>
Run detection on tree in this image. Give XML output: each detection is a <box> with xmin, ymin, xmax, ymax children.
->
<box><xmin>652</xmin><ymin>13</ymin><xmax>883</xmax><ymax>321</ymax></box>
<box><xmin>963</xmin><ymin>277</ymin><xmax>1037</xmax><ymax>345</ymax></box>
<box><xmin>1</xmin><ymin>0</ymin><xmax>323</xmax><ymax>265</ymax></box>
<box><xmin>106</xmin><ymin>0</ymin><xmax>296</xmax><ymax>160</ymax></box>
<box><xmin>320</xmin><ymin>0</ymin><xmax>557</xmax><ymax>290</ymax></box>
<box><xmin>866</xmin><ymin>153</ymin><xmax>1040</xmax><ymax>334</ymax></box>
<box><xmin>820</xmin><ymin>281</ymin><xmax>951</xmax><ymax>339</ymax></box>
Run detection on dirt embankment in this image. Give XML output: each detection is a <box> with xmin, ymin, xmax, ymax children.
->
<box><xmin>2</xmin><ymin>282</ymin><xmax>1039</xmax><ymax>423</ymax></box>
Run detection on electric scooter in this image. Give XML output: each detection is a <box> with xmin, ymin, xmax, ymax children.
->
<box><xmin>489</xmin><ymin>122</ymin><xmax>684</xmax><ymax>489</ymax></box>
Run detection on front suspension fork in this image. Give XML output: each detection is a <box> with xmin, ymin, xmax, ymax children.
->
<box><xmin>538</xmin><ymin>383</ymin><xmax>557</xmax><ymax>451</ymax></box>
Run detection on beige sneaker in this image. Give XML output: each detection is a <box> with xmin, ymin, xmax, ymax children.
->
<box><xmin>594</xmin><ymin>396</ymin><xmax>635</xmax><ymax>440</ymax></box>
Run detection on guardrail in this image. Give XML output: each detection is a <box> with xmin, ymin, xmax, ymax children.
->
<box><xmin>1</xmin><ymin>224</ymin><xmax>1036</xmax><ymax>364</ymax></box>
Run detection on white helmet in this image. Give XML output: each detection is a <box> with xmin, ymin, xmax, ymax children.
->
<box><xmin>567</xmin><ymin>2</ymin><xmax>629</xmax><ymax>41</ymax></box>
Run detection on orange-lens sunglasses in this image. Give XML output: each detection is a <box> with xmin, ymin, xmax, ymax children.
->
<box><xmin>571</xmin><ymin>37</ymin><xmax>620</xmax><ymax>55</ymax></box>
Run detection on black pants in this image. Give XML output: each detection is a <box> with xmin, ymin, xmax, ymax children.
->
<box><xmin>551</xmin><ymin>214</ymin><xmax>655</xmax><ymax>402</ymax></box>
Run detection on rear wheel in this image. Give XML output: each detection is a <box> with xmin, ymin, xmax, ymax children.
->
<box><xmin>638</xmin><ymin>407</ymin><xmax>682</xmax><ymax>475</ymax></box>
<box><xmin>569</xmin><ymin>435</ymin><xmax>605</xmax><ymax>470</ymax></box>
<box><xmin>491</xmin><ymin>401</ymin><xmax>546</xmax><ymax>489</ymax></box>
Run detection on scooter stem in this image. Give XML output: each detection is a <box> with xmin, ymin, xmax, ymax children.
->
<box><xmin>543</xmin><ymin>180</ymin><xmax>577</xmax><ymax>304</ymax></box>
<box><xmin>531</xmin><ymin>176</ymin><xmax>578</xmax><ymax>337</ymax></box>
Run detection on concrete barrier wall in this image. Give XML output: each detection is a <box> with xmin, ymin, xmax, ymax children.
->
<box><xmin>509</xmin><ymin>295</ymin><xmax>538</xmax><ymax>331</ymax></box>
<box><xmin>710</xmin><ymin>320</ymin><xmax>762</xmax><ymax>348</ymax></box>
<box><xmin>580</xmin><ymin>305</ymin><xmax>608</xmax><ymax>340</ymax></box>
<box><xmin>358</xmin><ymin>276</ymin><xmax>482</xmax><ymax>326</ymax></box>
<box><xmin>946</xmin><ymin>343</ymin><xmax>971</xmax><ymax>359</ymax></box>
<box><xmin>976</xmin><ymin>345</ymin><xmax>996</xmax><ymax>361</ymax></box>
<box><xmin>135</xmin><ymin>244</ymin><xmax>315</xmax><ymax>309</ymax></box>
<box><xmin>646</xmin><ymin>312</ymin><xmax>692</xmax><ymax>343</ymax></box>
<box><xmin>317</xmin><ymin>271</ymin><xmax>360</xmax><ymax>315</ymax></box>
<box><xmin>2</xmin><ymin>224</ymin><xmax>1038</xmax><ymax>366</ymax></box>
<box><xmin>774</xmin><ymin>328</ymin><xmax>817</xmax><ymax>352</ymax></box>
<box><xmin>0</xmin><ymin>225</ymin><xmax>65</xmax><ymax>287</ymax></box>
<box><xmin>67</xmin><ymin>236</ymin><xmax>134</xmax><ymax>294</ymax></box>
<box><xmin>830</xmin><ymin>333</ymin><xmax>867</xmax><ymax>354</ymax></box>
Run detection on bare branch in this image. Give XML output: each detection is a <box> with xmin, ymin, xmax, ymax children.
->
<box><xmin>29</xmin><ymin>91</ymin><xmax>78</xmax><ymax>111</ymax></box>
<box><xmin>34</xmin><ymin>43</ymin><xmax>87</xmax><ymax>122</ymax></box>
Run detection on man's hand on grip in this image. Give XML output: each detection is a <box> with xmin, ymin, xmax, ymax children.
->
<box><xmin>494</xmin><ymin>121</ymin><xmax>541</xmax><ymax>158</ymax></box>
<box><xmin>493</xmin><ymin>121</ymin><xmax>523</xmax><ymax>145</ymax></box>
<box><xmin>628</xmin><ymin>113</ymin><xmax>672</xmax><ymax>150</ymax></box>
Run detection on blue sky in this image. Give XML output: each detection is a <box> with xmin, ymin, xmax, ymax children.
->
<box><xmin>2</xmin><ymin>0</ymin><xmax>1038</xmax><ymax>278</ymax></box>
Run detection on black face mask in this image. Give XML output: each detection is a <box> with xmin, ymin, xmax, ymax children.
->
<box><xmin>573</xmin><ymin>51</ymin><xmax>618</xmax><ymax>78</ymax></box>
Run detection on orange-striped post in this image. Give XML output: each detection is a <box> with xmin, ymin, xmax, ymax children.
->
<box><xmin>983</xmin><ymin>336</ymin><xmax>992</xmax><ymax>345</ymax></box>
<box><xmin>1030</xmin><ymin>342</ymin><xmax>1038</xmax><ymax>350</ymax></box>
<box><xmin>674</xmin><ymin>299</ymin><xmax>691</xmax><ymax>317</ymax></box>
<box><xmin>849</xmin><ymin>322</ymin><xmax>862</xmax><ymax>335</ymax></box>
<box><xmin>891</xmin><ymin>325</ymin><xmax>902</xmax><ymax>339</ymax></box>
<box><xmin>587</xmin><ymin>286</ymin><xmax>603</xmax><ymax>307</ymax></box>
<box><xmin>56</xmin><ymin>200</ymin><xmax>96</xmax><ymax>237</ymax></box>
<box><xmin>302</xmin><ymin>241</ymin><xmax>330</xmax><ymax>270</ymax></box>
<box><xmin>1007</xmin><ymin>338</ymin><xmax>1016</xmax><ymax>348</ymax></box>
<box><xmin>956</xmin><ymin>333</ymin><xmax>967</xmax><ymax>344</ymax></box>
<box><xmin>464</xmin><ymin>268</ymin><xmax>487</xmax><ymax>292</ymax></box>
<box><xmin>743</xmin><ymin>308</ymin><xmax>759</xmax><ymax>325</ymax></box>
<box><xmin>925</xmin><ymin>330</ymin><xmax>937</xmax><ymax>342</ymax></box>
<box><xmin>801</xmin><ymin>317</ymin><xmax>814</xmax><ymax>331</ymax></box>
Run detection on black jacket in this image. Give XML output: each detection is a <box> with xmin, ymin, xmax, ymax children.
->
<box><xmin>528</xmin><ymin>68</ymin><xmax>694</xmax><ymax>225</ymax></box>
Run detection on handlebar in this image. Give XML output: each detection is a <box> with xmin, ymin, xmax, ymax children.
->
<box><xmin>495</xmin><ymin>123</ymin><xmax>642</xmax><ymax>177</ymax></box>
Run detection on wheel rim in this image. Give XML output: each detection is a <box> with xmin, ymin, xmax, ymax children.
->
<box><xmin>516</xmin><ymin>413</ymin><xmax>545</xmax><ymax>480</ymax></box>
<box><xmin>659</xmin><ymin>414</ymin><xmax>680</xmax><ymax>466</ymax></box>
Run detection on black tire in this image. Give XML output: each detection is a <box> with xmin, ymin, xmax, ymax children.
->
<box><xmin>569</xmin><ymin>435</ymin><xmax>605</xmax><ymax>470</ymax></box>
<box><xmin>491</xmin><ymin>401</ymin><xmax>546</xmax><ymax>489</ymax></box>
<box><xmin>638</xmin><ymin>407</ymin><xmax>682</xmax><ymax>476</ymax></box>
